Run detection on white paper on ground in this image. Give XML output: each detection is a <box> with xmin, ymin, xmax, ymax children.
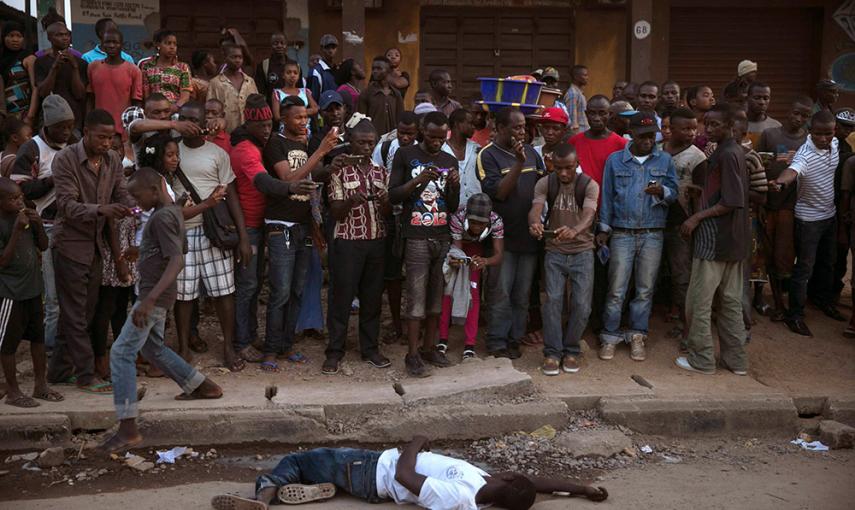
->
<box><xmin>790</xmin><ymin>438</ymin><xmax>829</xmax><ymax>452</ymax></box>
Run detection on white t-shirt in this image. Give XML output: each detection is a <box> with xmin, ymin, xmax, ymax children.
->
<box><xmin>375</xmin><ymin>449</ymin><xmax>489</xmax><ymax>510</ymax></box>
<box><xmin>175</xmin><ymin>141</ymin><xmax>235</xmax><ymax>229</ymax></box>
<box><xmin>791</xmin><ymin>136</ymin><xmax>839</xmax><ymax>222</ymax></box>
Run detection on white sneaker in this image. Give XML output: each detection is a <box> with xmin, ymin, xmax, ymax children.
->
<box><xmin>675</xmin><ymin>356</ymin><xmax>715</xmax><ymax>375</ymax></box>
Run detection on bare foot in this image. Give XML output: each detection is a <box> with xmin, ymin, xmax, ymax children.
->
<box><xmin>175</xmin><ymin>378</ymin><xmax>223</xmax><ymax>400</ymax></box>
<box><xmin>97</xmin><ymin>430</ymin><xmax>143</xmax><ymax>453</ymax></box>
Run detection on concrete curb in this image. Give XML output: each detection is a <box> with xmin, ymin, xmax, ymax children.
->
<box><xmin>0</xmin><ymin>414</ymin><xmax>71</xmax><ymax>450</ymax></box>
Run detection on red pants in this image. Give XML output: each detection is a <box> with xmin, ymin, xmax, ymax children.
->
<box><xmin>439</xmin><ymin>243</ymin><xmax>482</xmax><ymax>346</ymax></box>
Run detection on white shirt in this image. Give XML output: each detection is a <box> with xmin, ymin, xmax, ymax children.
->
<box><xmin>442</xmin><ymin>140</ymin><xmax>482</xmax><ymax>207</ymax></box>
<box><xmin>791</xmin><ymin>136</ymin><xmax>839</xmax><ymax>222</ymax></box>
<box><xmin>375</xmin><ymin>449</ymin><xmax>489</xmax><ymax>510</ymax></box>
<box><xmin>175</xmin><ymin>141</ymin><xmax>235</xmax><ymax>229</ymax></box>
<box><xmin>10</xmin><ymin>135</ymin><xmax>65</xmax><ymax>215</ymax></box>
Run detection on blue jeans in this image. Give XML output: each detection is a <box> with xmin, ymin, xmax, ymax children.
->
<box><xmin>600</xmin><ymin>230</ymin><xmax>664</xmax><ymax>344</ymax></box>
<box><xmin>234</xmin><ymin>227</ymin><xmax>263</xmax><ymax>350</ymax></box>
<box><xmin>788</xmin><ymin>217</ymin><xmax>837</xmax><ymax>320</ymax></box>
<box><xmin>43</xmin><ymin>224</ymin><xmax>58</xmax><ymax>349</ymax></box>
<box><xmin>487</xmin><ymin>251</ymin><xmax>538</xmax><ymax>351</ymax></box>
<box><xmin>257</xmin><ymin>448</ymin><xmax>382</xmax><ymax>503</ymax></box>
<box><xmin>543</xmin><ymin>250</ymin><xmax>594</xmax><ymax>358</ymax></box>
<box><xmin>110</xmin><ymin>305</ymin><xmax>205</xmax><ymax>420</ymax></box>
<box><xmin>296</xmin><ymin>246</ymin><xmax>325</xmax><ymax>333</ymax></box>
<box><xmin>265</xmin><ymin>224</ymin><xmax>310</xmax><ymax>355</ymax></box>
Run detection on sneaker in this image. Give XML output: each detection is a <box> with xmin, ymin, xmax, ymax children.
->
<box><xmin>462</xmin><ymin>348</ymin><xmax>477</xmax><ymax>361</ymax></box>
<box><xmin>437</xmin><ymin>340</ymin><xmax>448</xmax><ymax>354</ymax></box>
<box><xmin>541</xmin><ymin>357</ymin><xmax>560</xmax><ymax>376</ymax></box>
<box><xmin>489</xmin><ymin>349</ymin><xmax>510</xmax><ymax>359</ymax></box>
<box><xmin>629</xmin><ymin>334</ymin><xmax>647</xmax><ymax>361</ymax></box>
<box><xmin>277</xmin><ymin>483</ymin><xmax>336</xmax><ymax>504</ymax></box>
<box><xmin>321</xmin><ymin>356</ymin><xmax>340</xmax><ymax>375</ymax></box>
<box><xmin>562</xmin><ymin>355</ymin><xmax>580</xmax><ymax>373</ymax></box>
<box><xmin>421</xmin><ymin>348</ymin><xmax>452</xmax><ymax>368</ymax></box>
<box><xmin>405</xmin><ymin>353</ymin><xmax>430</xmax><ymax>377</ymax></box>
<box><xmin>674</xmin><ymin>356</ymin><xmax>715</xmax><ymax>375</ymax></box>
<box><xmin>363</xmin><ymin>352</ymin><xmax>391</xmax><ymax>368</ymax></box>
<box><xmin>598</xmin><ymin>343</ymin><xmax>616</xmax><ymax>360</ymax></box>
<box><xmin>507</xmin><ymin>343</ymin><xmax>522</xmax><ymax>359</ymax></box>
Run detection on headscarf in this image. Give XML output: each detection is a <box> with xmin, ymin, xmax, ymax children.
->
<box><xmin>0</xmin><ymin>21</ymin><xmax>26</xmax><ymax>78</ymax></box>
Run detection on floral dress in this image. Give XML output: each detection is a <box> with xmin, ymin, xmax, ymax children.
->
<box><xmin>102</xmin><ymin>216</ymin><xmax>139</xmax><ymax>288</ymax></box>
<box><xmin>140</xmin><ymin>56</ymin><xmax>192</xmax><ymax>104</ymax></box>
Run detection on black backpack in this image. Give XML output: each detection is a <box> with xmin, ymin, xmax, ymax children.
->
<box><xmin>544</xmin><ymin>171</ymin><xmax>592</xmax><ymax>228</ymax></box>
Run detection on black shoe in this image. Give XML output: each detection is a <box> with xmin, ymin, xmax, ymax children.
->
<box><xmin>820</xmin><ymin>305</ymin><xmax>846</xmax><ymax>322</ymax></box>
<box><xmin>405</xmin><ymin>353</ymin><xmax>430</xmax><ymax>377</ymax></box>
<box><xmin>489</xmin><ymin>349</ymin><xmax>510</xmax><ymax>359</ymax></box>
<box><xmin>420</xmin><ymin>348</ymin><xmax>452</xmax><ymax>368</ymax></box>
<box><xmin>322</xmin><ymin>356</ymin><xmax>341</xmax><ymax>375</ymax></box>
<box><xmin>507</xmin><ymin>344</ymin><xmax>522</xmax><ymax>360</ymax></box>
<box><xmin>363</xmin><ymin>352</ymin><xmax>391</xmax><ymax>368</ymax></box>
<box><xmin>785</xmin><ymin>318</ymin><xmax>813</xmax><ymax>337</ymax></box>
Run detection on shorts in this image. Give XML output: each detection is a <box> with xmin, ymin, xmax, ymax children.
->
<box><xmin>762</xmin><ymin>209</ymin><xmax>795</xmax><ymax>279</ymax></box>
<box><xmin>404</xmin><ymin>238</ymin><xmax>449</xmax><ymax>319</ymax></box>
<box><xmin>177</xmin><ymin>226</ymin><xmax>235</xmax><ymax>301</ymax></box>
<box><xmin>0</xmin><ymin>296</ymin><xmax>44</xmax><ymax>355</ymax></box>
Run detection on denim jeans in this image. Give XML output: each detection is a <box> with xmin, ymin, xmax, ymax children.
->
<box><xmin>788</xmin><ymin>217</ymin><xmax>837</xmax><ymax>320</ymax></box>
<box><xmin>43</xmin><ymin>224</ymin><xmax>58</xmax><ymax>349</ymax></box>
<box><xmin>543</xmin><ymin>250</ymin><xmax>594</xmax><ymax>359</ymax></box>
<box><xmin>486</xmin><ymin>251</ymin><xmax>538</xmax><ymax>351</ymax></box>
<box><xmin>234</xmin><ymin>227</ymin><xmax>263</xmax><ymax>350</ymax></box>
<box><xmin>600</xmin><ymin>230</ymin><xmax>664</xmax><ymax>344</ymax></box>
<box><xmin>265</xmin><ymin>224</ymin><xmax>311</xmax><ymax>355</ymax></box>
<box><xmin>257</xmin><ymin>448</ymin><xmax>382</xmax><ymax>503</ymax></box>
<box><xmin>110</xmin><ymin>305</ymin><xmax>205</xmax><ymax>420</ymax></box>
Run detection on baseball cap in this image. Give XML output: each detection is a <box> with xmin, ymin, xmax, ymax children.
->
<box><xmin>466</xmin><ymin>193</ymin><xmax>493</xmax><ymax>223</ymax></box>
<box><xmin>836</xmin><ymin>108</ymin><xmax>855</xmax><ymax>127</ymax></box>
<box><xmin>538</xmin><ymin>107</ymin><xmax>569</xmax><ymax>125</ymax></box>
<box><xmin>628</xmin><ymin>111</ymin><xmax>660</xmax><ymax>134</ymax></box>
<box><xmin>320</xmin><ymin>34</ymin><xmax>339</xmax><ymax>48</ymax></box>
<box><xmin>542</xmin><ymin>67</ymin><xmax>560</xmax><ymax>81</ymax></box>
<box><xmin>319</xmin><ymin>90</ymin><xmax>344</xmax><ymax>110</ymax></box>
<box><xmin>121</xmin><ymin>106</ymin><xmax>145</xmax><ymax>131</ymax></box>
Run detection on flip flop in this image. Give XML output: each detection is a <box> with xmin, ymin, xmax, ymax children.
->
<box><xmin>284</xmin><ymin>351</ymin><xmax>308</xmax><ymax>364</ymax></box>
<box><xmin>521</xmin><ymin>331</ymin><xmax>543</xmax><ymax>346</ymax></box>
<box><xmin>211</xmin><ymin>494</ymin><xmax>268</xmax><ymax>510</ymax></box>
<box><xmin>277</xmin><ymin>483</ymin><xmax>336</xmax><ymax>505</ymax></box>
<box><xmin>32</xmin><ymin>388</ymin><xmax>64</xmax><ymax>402</ymax></box>
<box><xmin>238</xmin><ymin>345</ymin><xmax>264</xmax><ymax>363</ymax></box>
<box><xmin>97</xmin><ymin>432</ymin><xmax>143</xmax><ymax>454</ymax></box>
<box><xmin>226</xmin><ymin>358</ymin><xmax>246</xmax><ymax>372</ymax></box>
<box><xmin>259</xmin><ymin>360</ymin><xmax>280</xmax><ymax>373</ymax></box>
<box><xmin>6</xmin><ymin>394</ymin><xmax>40</xmax><ymax>408</ymax></box>
<box><xmin>78</xmin><ymin>381</ymin><xmax>113</xmax><ymax>394</ymax></box>
<box><xmin>54</xmin><ymin>375</ymin><xmax>77</xmax><ymax>386</ymax></box>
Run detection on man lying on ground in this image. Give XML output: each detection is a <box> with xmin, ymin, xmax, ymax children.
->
<box><xmin>211</xmin><ymin>435</ymin><xmax>608</xmax><ymax>509</ymax></box>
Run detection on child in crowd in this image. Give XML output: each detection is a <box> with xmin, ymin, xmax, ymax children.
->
<box><xmin>272</xmin><ymin>59</ymin><xmax>318</xmax><ymax>129</ymax></box>
<box><xmin>1</xmin><ymin>118</ymin><xmax>33</xmax><ymax>177</ymax></box>
<box><xmin>0</xmin><ymin>177</ymin><xmax>63</xmax><ymax>407</ymax></box>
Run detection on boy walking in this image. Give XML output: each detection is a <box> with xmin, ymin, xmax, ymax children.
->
<box><xmin>0</xmin><ymin>178</ymin><xmax>63</xmax><ymax>407</ymax></box>
<box><xmin>100</xmin><ymin>168</ymin><xmax>222</xmax><ymax>452</ymax></box>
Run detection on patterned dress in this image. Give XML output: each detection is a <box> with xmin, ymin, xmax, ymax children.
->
<box><xmin>2</xmin><ymin>58</ymin><xmax>32</xmax><ymax>116</ymax></box>
<box><xmin>139</xmin><ymin>56</ymin><xmax>192</xmax><ymax>104</ymax></box>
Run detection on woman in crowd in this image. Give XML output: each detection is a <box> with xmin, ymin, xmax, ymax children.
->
<box><xmin>190</xmin><ymin>49</ymin><xmax>218</xmax><ymax>102</ymax></box>
<box><xmin>0</xmin><ymin>21</ymin><xmax>37</xmax><ymax>124</ymax></box>
<box><xmin>385</xmin><ymin>47</ymin><xmax>410</xmax><ymax>100</ymax></box>
<box><xmin>336</xmin><ymin>58</ymin><xmax>366</xmax><ymax>118</ymax></box>
<box><xmin>139</xmin><ymin>29</ymin><xmax>192</xmax><ymax>107</ymax></box>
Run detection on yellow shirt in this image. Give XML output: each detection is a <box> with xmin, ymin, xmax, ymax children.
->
<box><xmin>206</xmin><ymin>71</ymin><xmax>258</xmax><ymax>133</ymax></box>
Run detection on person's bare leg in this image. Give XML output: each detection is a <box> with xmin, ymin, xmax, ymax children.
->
<box><xmin>1</xmin><ymin>354</ymin><xmax>24</xmax><ymax>403</ymax></box>
<box><xmin>173</xmin><ymin>300</ymin><xmax>194</xmax><ymax>362</ymax></box>
<box><xmin>422</xmin><ymin>316</ymin><xmax>439</xmax><ymax>351</ymax></box>
<box><xmin>407</xmin><ymin>318</ymin><xmax>422</xmax><ymax>356</ymax></box>
<box><xmin>98</xmin><ymin>417</ymin><xmax>143</xmax><ymax>452</ymax></box>
<box><xmin>176</xmin><ymin>377</ymin><xmax>223</xmax><ymax>400</ymax></box>
<box><xmin>31</xmin><ymin>343</ymin><xmax>62</xmax><ymax>400</ymax></box>
<box><xmin>214</xmin><ymin>295</ymin><xmax>243</xmax><ymax>371</ymax></box>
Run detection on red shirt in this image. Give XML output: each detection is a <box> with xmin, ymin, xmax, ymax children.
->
<box><xmin>569</xmin><ymin>131</ymin><xmax>627</xmax><ymax>186</ymax></box>
<box><xmin>472</xmin><ymin>127</ymin><xmax>493</xmax><ymax>148</ymax></box>
<box><xmin>87</xmin><ymin>61</ymin><xmax>142</xmax><ymax>134</ymax></box>
<box><xmin>208</xmin><ymin>131</ymin><xmax>232</xmax><ymax>155</ymax></box>
<box><xmin>230</xmin><ymin>140</ymin><xmax>266</xmax><ymax>228</ymax></box>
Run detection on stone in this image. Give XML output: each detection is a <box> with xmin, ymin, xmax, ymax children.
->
<box><xmin>554</xmin><ymin>429</ymin><xmax>633</xmax><ymax>458</ymax></box>
<box><xmin>37</xmin><ymin>447</ymin><xmax>65</xmax><ymax>468</ymax></box>
<box><xmin>818</xmin><ymin>420</ymin><xmax>855</xmax><ymax>449</ymax></box>
<box><xmin>133</xmin><ymin>461</ymin><xmax>155</xmax><ymax>472</ymax></box>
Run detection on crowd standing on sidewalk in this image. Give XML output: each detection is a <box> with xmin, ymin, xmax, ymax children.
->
<box><xmin>1</xmin><ymin>16</ymin><xmax>854</xmax><ymax>444</ymax></box>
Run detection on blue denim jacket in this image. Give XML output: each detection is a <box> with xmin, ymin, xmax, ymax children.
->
<box><xmin>599</xmin><ymin>142</ymin><xmax>678</xmax><ymax>232</ymax></box>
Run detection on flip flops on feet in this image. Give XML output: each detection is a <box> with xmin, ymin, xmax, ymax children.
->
<box><xmin>238</xmin><ymin>345</ymin><xmax>264</xmax><ymax>363</ymax></box>
<box><xmin>259</xmin><ymin>360</ymin><xmax>280</xmax><ymax>373</ymax></box>
<box><xmin>97</xmin><ymin>431</ymin><xmax>143</xmax><ymax>453</ymax></box>
<box><xmin>211</xmin><ymin>494</ymin><xmax>268</xmax><ymax>510</ymax></box>
<box><xmin>277</xmin><ymin>483</ymin><xmax>336</xmax><ymax>504</ymax></box>
<box><xmin>5</xmin><ymin>394</ymin><xmax>39</xmax><ymax>407</ymax></box>
<box><xmin>78</xmin><ymin>380</ymin><xmax>113</xmax><ymax>394</ymax></box>
<box><xmin>32</xmin><ymin>388</ymin><xmax>64</xmax><ymax>402</ymax></box>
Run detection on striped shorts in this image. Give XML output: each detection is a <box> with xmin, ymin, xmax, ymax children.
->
<box><xmin>176</xmin><ymin>226</ymin><xmax>235</xmax><ymax>301</ymax></box>
<box><xmin>0</xmin><ymin>296</ymin><xmax>44</xmax><ymax>355</ymax></box>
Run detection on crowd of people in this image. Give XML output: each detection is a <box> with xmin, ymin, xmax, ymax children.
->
<box><xmin>0</xmin><ymin>13</ymin><xmax>852</xmax><ymax>442</ymax></box>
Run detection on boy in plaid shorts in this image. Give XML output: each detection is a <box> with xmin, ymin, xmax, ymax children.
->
<box><xmin>171</xmin><ymin>102</ymin><xmax>252</xmax><ymax>372</ymax></box>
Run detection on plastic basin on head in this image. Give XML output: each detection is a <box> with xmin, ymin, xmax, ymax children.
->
<box><xmin>475</xmin><ymin>101</ymin><xmax>543</xmax><ymax>116</ymax></box>
<box><xmin>478</xmin><ymin>77</ymin><xmax>544</xmax><ymax>104</ymax></box>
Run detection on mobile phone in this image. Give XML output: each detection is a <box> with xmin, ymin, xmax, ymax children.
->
<box><xmin>130</xmin><ymin>206</ymin><xmax>143</xmax><ymax>216</ymax></box>
<box><xmin>542</xmin><ymin>229</ymin><xmax>556</xmax><ymax>239</ymax></box>
<box><xmin>647</xmin><ymin>180</ymin><xmax>658</xmax><ymax>187</ymax></box>
<box><xmin>343</xmin><ymin>154</ymin><xmax>367</xmax><ymax>164</ymax></box>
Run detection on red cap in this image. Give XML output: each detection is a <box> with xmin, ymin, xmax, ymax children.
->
<box><xmin>538</xmin><ymin>107</ymin><xmax>569</xmax><ymax>125</ymax></box>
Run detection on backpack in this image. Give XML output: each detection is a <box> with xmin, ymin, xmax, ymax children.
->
<box><xmin>380</xmin><ymin>139</ymin><xmax>394</xmax><ymax>167</ymax></box>
<box><xmin>544</xmin><ymin>171</ymin><xmax>592</xmax><ymax>228</ymax></box>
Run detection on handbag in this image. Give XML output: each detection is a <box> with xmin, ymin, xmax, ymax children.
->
<box><xmin>175</xmin><ymin>168</ymin><xmax>239</xmax><ymax>250</ymax></box>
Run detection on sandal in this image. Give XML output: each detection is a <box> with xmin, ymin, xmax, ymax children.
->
<box><xmin>259</xmin><ymin>360</ymin><xmax>280</xmax><ymax>373</ymax></box>
<box><xmin>238</xmin><ymin>345</ymin><xmax>264</xmax><ymax>363</ymax></box>
<box><xmin>283</xmin><ymin>351</ymin><xmax>308</xmax><ymax>364</ymax></box>
<box><xmin>521</xmin><ymin>330</ymin><xmax>543</xmax><ymax>346</ymax></box>
<box><xmin>226</xmin><ymin>358</ymin><xmax>246</xmax><ymax>372</ymax></box>
<box><xmin>77</xmin><ymin>381</ymin><xmax>113</xmax><ymax>394</ymax></box>
<box><xmin>32</xmin><ymin>388</ymin><xmax>64</xmax><ymax>402</ymax></box>
<box><xmin>97</xmin><ymin>431</ymin><xmax>143</xmax><ymax>453</ymax></box>
<box><xmin>6</xmin><ymin>394</ymin><xmax>40</xmax><ymax>408</ymax></box>
<box><xmin>189</xmin><ymin>333</ymin><xmax>209</xmax><ymax>354</ymax></box>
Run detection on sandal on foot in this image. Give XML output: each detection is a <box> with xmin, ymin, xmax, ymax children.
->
<box><xmin>238</xmin><ymin>345</ymin><xmax>264</xmax><ymax>363</ymax></box>
<box><xmin>520</xmin><ymin>331</ymin><xmax>543</xmax><ymax>347</ymax></box>
<box><xmin>211</xmin><ymin>494</ymin><xmax>267</xmax><ymax>510</ymax></box>
<box><xmin>6</xmin><ymin>394</ymin><xmax>40</xmax><ymax>408</ymax></box>
<box><xmin>284</xmin><ymin>351</ymin><xmax>308</xmax><ymax>364</ymax></box>
<box><xmin>97</xmin><ymin>432</ymin><xmax>143</xmax><ymax>454</ymax></box>
<box><xmin>226</xmin><ymin>358</ymin><xmax>246</xmax><ymax>372</ymax></box>
<box><xmin>259</xmin><ymin>360</ymin><xmax>280</xmax><ymax>373</ymax></box>
<box><xmin>277</xmin><ymin>483</ymin><xmax>336</xmax><ymax>505</ymax></box>
<box><xmin>32</xmin><ymin>388</ymin><xmax>64</xmax><ymax>402</ymax></box>
<box><xmin>189</xmin><ymin>334</ymin><xmax>209</xmax><ymax>354</ymax></box>
<box><xmin>77</xmin><ymin>381</ymin><xmax>113</xmax><ymax>394</ymax></box>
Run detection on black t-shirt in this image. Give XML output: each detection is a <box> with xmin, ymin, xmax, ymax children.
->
<box><xmin>34</xmin><ymin>54</ymin><xmax>88</xmax><ymax>132</ymax></box>
<box><xmin>0</xmin><ymin>214</ymin><xmax>42</xmax><ymax>301</ymax></box>
<box><xmin>476</xmin><ymin>143</ymin><xmax>545</xmax><ymax>253</ymax></box>
<box><xmin>757</xmin><ymin>127</ymin><xmax>807</xmax><ymax>211</ymax></box>
<box><xmin>389</xmin><ymin>144</ymin><xmax>460</xmax><ymax>240</ymax></box>
<box><xmin>262</xmin><ymin>133</ymin><xmax>312</xmax><ymax>224</ymax></box>
<box><xmin>137</xmin><ymin>206</ymin><xmax>185</xmax><ymax>309</ymax></box>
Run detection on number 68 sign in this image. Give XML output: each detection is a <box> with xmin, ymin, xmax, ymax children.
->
<box><xmin>634</xmin><ymin>20</ymin><xmax>652</xmax><ymax>40</ymax></box>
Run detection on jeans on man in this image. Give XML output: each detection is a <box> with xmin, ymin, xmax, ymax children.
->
<box><xmin>110</xmin><ymin>305</ymin><xmax>205</xmax><ymax>420</ymax></box>
<box><xmin>326</xmin><ymin>239</ymin><xmax>385</xmax><ymax>360</ymax></box>
<box><xmin>685</xmin><ymin>258</ymin><xmax>748</xmax><ymax>372</ymax></box>
<box><xmin>234</xmin><ymin>227</ymin><xmax>264</xmax><ymax>350</ymax></box>
<box><xmin>543</xmin><ymin>250</ymin><xmax>594</xmax><ymax>359</ymax></box>
<box><xmin>486</xmin><ymin>251</ymin><xmax>538</xmax><ymax>352</ymax></box>
<box><xmin>256</xmin><ymin>448</ymin><xmax>383</xmax><ymax>503</ymax></box>
<box><xmin>600</xmin><ymin>230</ymin><xmax>664</xmax><ymax>344</ymax></box>
<box><xmin>265</xmin><ymin>224</ymin><xmax>311</xmax><ymax>355</ymax></box>
<box><xmin>788</xmin><ymin>217</ymin><xmax>837</xmax><ymax>320</ymax></box>
<box><xmin>43</xmin><ymin>224</ymin><xmax>58</xmax><ymax>349</ymax></box>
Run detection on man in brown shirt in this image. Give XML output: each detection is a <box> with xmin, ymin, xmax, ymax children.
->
<box><xmin>48</xmin><ymin>109</ymin><xmax>134</xmax><ymax>392</ymax></box>
<box><xmin>357</xmin><ymin>56</ymin><xmax>403</xmax><ymax>136</ymax></box>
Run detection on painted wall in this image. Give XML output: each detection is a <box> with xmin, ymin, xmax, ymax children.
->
<box><xmin>575</xmin><ymin>7</ymin><xmax>626</xmax><ymax>98</ymax></box>
<box><xmin>822</xmin><ymin>0</ymin><xmax>855</xmax><ymax>108</ymax></box>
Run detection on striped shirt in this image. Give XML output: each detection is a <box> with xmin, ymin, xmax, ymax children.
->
<box><xmin>791</xmin><ymin>136</ymin><xmax>839</xmax><ymax>222</ymax></box>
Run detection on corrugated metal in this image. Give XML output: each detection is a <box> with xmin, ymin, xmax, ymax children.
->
<box><xmin>669</xmin><ymin>7</ymin><xmax>822</xmax><ymax>121</ymax></box>
<box><xmin>420</xmin><ymin>7</ymin><xmax>575</xmax><ymax>106</ymax></box>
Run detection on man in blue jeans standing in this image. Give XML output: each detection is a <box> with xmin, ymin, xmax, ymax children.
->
<box><xmin>596</xmin><ymin>111</ymin><xmax>677</xmax><ymax>362</ymax></box>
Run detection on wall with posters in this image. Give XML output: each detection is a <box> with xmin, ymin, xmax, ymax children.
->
<box><xmin>69</xmin><ymin>0</ymin><xmax>159</xmax><ymax>62</ymax></box>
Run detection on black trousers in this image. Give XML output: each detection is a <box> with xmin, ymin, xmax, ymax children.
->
<box><xmin>91</xmin><ymin>285</ymin><xmax>134</xmax><ymax>357</ymax></box>
<box><xmin>326</xmin><ymin>238</ymin><xmax>385</xmax><ymax>359</ymax></box>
